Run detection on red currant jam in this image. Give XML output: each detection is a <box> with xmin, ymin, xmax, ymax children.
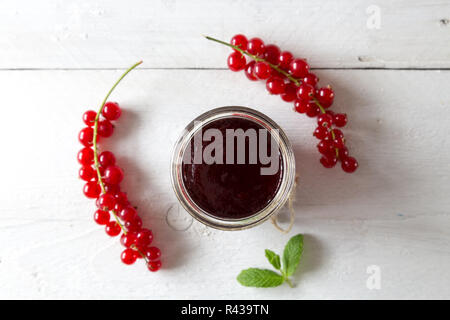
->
<box><xmin>181</xmin><ymin>117</ymin><xmax>283</xmax><ymax>219</ymax></box>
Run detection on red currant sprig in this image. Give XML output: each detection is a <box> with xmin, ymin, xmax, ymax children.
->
<box><xmin>77</xmin><ymin>61</ymin><xmax>162</xmax><ymax>272</ymax></box>
<box><xmin>205</xmin><ymin>35</ymin><xmax>358</xmax><ymax>173</ymax></box>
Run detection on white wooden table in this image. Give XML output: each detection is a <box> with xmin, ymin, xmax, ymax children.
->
<box><xmin>1</xmin><ymin>0</ymin><xmax>449</xmax><ymax>299</ymax></box>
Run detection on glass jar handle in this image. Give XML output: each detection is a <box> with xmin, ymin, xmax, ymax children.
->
<box><xmin>270</xmin><ymin>174</ymin><xmax>298</xmax><ymax>233</ymax></box>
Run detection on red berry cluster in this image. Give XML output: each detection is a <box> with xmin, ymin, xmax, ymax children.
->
<box><xmin>77</xmin><ymin>62</ymin><xmax>162</xmax><ymax>271</ymax></box>
<box><xmin>209</xmin><ymin>34</ymin><xmax>358</xmax><ymax>173</ymax></box>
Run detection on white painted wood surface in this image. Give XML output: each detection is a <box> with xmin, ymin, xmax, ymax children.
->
<box><xmin>1</xmin><ymin>0</ymin><xmax>450</xmax><ymax>69</ymax></box>
<box><xmin>0</xmin><ymin>0</ymin><xmax>449</xmax><ymax>299</ymax></box>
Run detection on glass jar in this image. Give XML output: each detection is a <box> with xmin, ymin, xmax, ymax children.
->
<box><xmin>171</xmin><ymin>106</ymin><xmax>296</xmax><ymax>230</ymax></box>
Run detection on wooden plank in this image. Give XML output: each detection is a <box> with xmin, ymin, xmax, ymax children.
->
<box><xmin>0</xmin><ymin>68</ymin><xmax>449</xmax><ymax>298</ymax></box>
<box><xmin>0</xmin><ymin>0</ymin><xmax>449</xmax><ymax>69</ymax></box>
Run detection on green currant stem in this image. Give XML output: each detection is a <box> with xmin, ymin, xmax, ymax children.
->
<box><xmin>92</xmin><ymin>60</ymin><xmax>149</xmax><ymax>263</ymax></box>
<box><xmin>205</xmin><ymin>35</ymin><xmax>340</xmax><ymax>159</ymax></box>
<box><xmin>93</xmin><ymin>60</ymin><xmax>143</xmax><ymax>194</ymax></box>
<box><xmin>285</xmin><ymin>277</ymin><xmax>294</xmax><ymax>288</ymax></box>
<box><xmin>204</xmin><ymin>35</ymin><xmax>301</xmax><ymax>86</ymax></box>
<box><xmin>310</xmin><ymin>96</ymin><xmax>326</xmax><ymax>114</ymax></box>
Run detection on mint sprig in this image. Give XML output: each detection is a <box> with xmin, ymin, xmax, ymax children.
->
<box><xmin>236</xmin><ymin>268</ymin><xmax>284</xmax><ymax>288</ymax></box>
<box><xmin>282</xmin><ymin>234</ymin><xmax>304</xmax><ymax>277</ymax></box>
<box><xmin>237</xmin><ymin>234</ymin><xmax>304</xmax><ymax>288</ymax></box>
<box><xmin>265</xmin><ymin>249</ymin><xmax>281</xmax><ymax>270</ymax></box>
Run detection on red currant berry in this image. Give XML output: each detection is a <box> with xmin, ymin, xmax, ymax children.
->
<box><xmin>147</xmin><ymin>260</ymin><xmax>162</xmax><ymax>272</ymax></box>
<box><xmin>83</xmin><ymin>181</ymin><xmax>101</xmax><ymax>199</ymax></box>
<box><xmin>317</xmin><ymin>140</ymin><xmax>335</xmax><ymax>157</ymax></box>
<box><xmin>254</xmin><ymin>62</ymin><xmax>271</xmax><ymax>80</ymax></box>
<box><xmin>120</xmin><ymin>232</ymin><xmax>137</xmax><ymax>248</ymax></box>
<box><xmin>278</xmin><ymin>51</ymin><xmax>293</xmax><ymax>70</ymax></box>
<box><xmin>230</xmin><ymin>34</ymin><xmax>247</xmax><ymax>50</ymax></box>
<box><xmin>326</xmin><ymin>110</ymin><xmax>335</xmax><ymax>119</ymax></box>
<box><xmin>227</xmin><ymin>51</ymin><xmax>246</xmax><ymax>72</ymax></box>
<box><xmin>296</xmin><ymin>84</ymin><xmax>315</xmax><ymax>101</ymax></box>
<box><xmin>289</xmin><ymin>59</ymin><xmax>309</xmax><ymax>78</ymax></box>
<box><xmin>263</xmin><ymin>44</ymin><xmax>281</xmax><ymax>65</ymax></box>
<box><xmin>306</xmin><ymin>102</ymin><xmax>320</xmax><ymax>117</ymax></box>
<box><xmin>136</xmin><ymin>228</ymin><xmax>154</xmax><ymax>247</ymax></box>
<box><xmin>114</xmin><ymin>191</ymin><xmax>129</xmax><ymax>205</ymax></box>
<box><xmin>332</xmin><ymin>128</ymin><xmax>344</xmax><ymax>139</ymax></box>
<box><xmin>114</xmin><ymin>199</ymin><xmax>130</xmax><ymax>213</ymax></box>
<box><xmin>125</xmin><ymin>216</ymin><xmax>142</xmax><ymax>233</ymax></box>
<box><xmin>294</xmin><ymin>99</ymin><xmax>308</xmax><ymax>113</ymax></box>
<box><xmin>322</xmin><ymin>134</ymin><xmax>332</xmax><ymax>143</ymax></box>
<box><xmin>98</xmin><ymin>120</ymin><xmax>114</xmax><ymax>138</ymax></box>
<box><xmin>338</xmin><ymin>146</ymin><xmax>349</xmax><ymax>159</ymax></box>
<box><xmin>316</xmin><ymin>87</ymin><xmax>334</xmax><ymax>108</ymax></box>
<box><xmin>313</xmin><ymin>126</ymin><xmax>330</xmax><ymax>140</ymax></box>
<box><xmin>317</xmin><ymin>114</ymin><xmax>333</xmax><ymax>128</ymax></box>
<box><xmin>246</xmin><ymin>37</ymin><xmax>265</xmax><ymax>56</ymax></box>
<box><xmin>104</xmin><ymin>183</ymin><xmax>120</xmax><ymax>194</ymax></box>
<box><xmin>82</xmin><ymin>110</ymin><xmax>97</xmax><ymax>126</ymax></box>
<box><xmin>105</xmin><ymin>221</ymin><xmax>121</xmax><ymax>237</ymax></box>
<box><xmin>320</xmin><ymin>155</ymin><xmax>338</xmax><ymax>168</ymax></box>
<box><xmin>98</xmin><ymin>151</ymin><xmax>116</xmax><ymax>167</ymax></box>
<box><xmin>266</xmin><ymin>77</ymin><xmax>286</xmax><ymax>95</ymax></box>
<box><xmin>77</xmin><ymin>147</ymin><xmax>94</xmax><ymax>166</ymax></box>
<box><xmin>97</xmin><ymin>193</ymin><xmax>116</xmax><ymax>211</ymax></box>
<box><xmin>121</xmin><ymin>248</ymin><xmax>137</xmax><ymax>265</ymax></box>
<box><xmin>94</xmin><ymin>209</ymin><xmax>110</xmax><ymax>225</ymax></box>
<box><xmin>341</xmin><ymin>156</ymin><xmax>358</xmax><ymax>173</ymax></box>
<box><xmin>281</xmin><ymin>83</ymin><xmax>297</xmax><ymax>102</ymax></box>
<box><xmin>79</xmin><ymin>166</ymin><xmax>96</xmax><ymax>181</ymax></box>
<box><xmin>102</xmin><ymin>102</ymin><xmax>121</xmax><ymax>121</ymax></box>
<box><xmin>114</xmin><ymin>202</ymin><xmax>125</xmax><ymax>214</ymax></box>
<box><xmin>145</xmin><ymin>247</ymin><xmax>161</xmax><ymax>262</ymax></box>
<box><xmin>333</xmin><ymin>137</ymin><xmax>345</xmax><ymax>149</ymax></box>
<box><xmin>303</xmin><ymin>73</ymin><xmax>319</xmax><ymax>87</ymax></box>
<box><xmin>334</xmin><ymin>113</ymin><xmax>347</xmax><ymax>127</ymax></box>
<box><xmin>119</xmin><ymin>206</ymin><xmax>137</xmax><ymax>222</ymax></box>
<box><xmin>271</xmin><ymin>68</ymin><xmax>286</xmax><ymax>79</ymax></box>
<box><xmin>104</xmin><ymin>165</ymin><xmax>124</xmax><ymax>185</ymax></box>
<box><xmin>78</xmin><ymin>127</ymin><xmax>95</xmax><ymax>147</ymax></box>
<box><xmin>244</xmin><ymin>61</ymin><xmax>258</xmax><ymax>81</ymax></box>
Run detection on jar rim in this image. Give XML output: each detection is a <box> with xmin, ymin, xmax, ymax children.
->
<box><xmin>170</xmin><ymin>106</ymin><xmax>296</xmax><ymax>231</ymax></box>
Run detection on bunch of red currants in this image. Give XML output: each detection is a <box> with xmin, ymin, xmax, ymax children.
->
<box><xmin>78</xmin><ymin>101</ymin><xmax>162</xmax><ymax>271</ymax></box>
<box><xmin>224</xmin><ymin>34</ymin><xmax>358</xmax><ymax>173</ymax></box>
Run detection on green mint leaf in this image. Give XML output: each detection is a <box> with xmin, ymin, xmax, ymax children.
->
<box><xmin>265</xmin><ymin>249</ymin><xmax>281</xmax><ymax>270</ymax></box>
<box><xmin>237</xmin><ymin>268</ymin><xmax>284</xmax><ymax>288</ymax></box>
<box><xmin>282</xmin><ymin>234</ymin><xmax>304</xmax><ymax>277</ymax></box>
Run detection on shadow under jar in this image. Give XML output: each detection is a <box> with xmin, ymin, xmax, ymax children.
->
<box><xmin>171</xmin><ymin>106</ymin><xmax>296</xmax><ymax>230</ymax></box>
